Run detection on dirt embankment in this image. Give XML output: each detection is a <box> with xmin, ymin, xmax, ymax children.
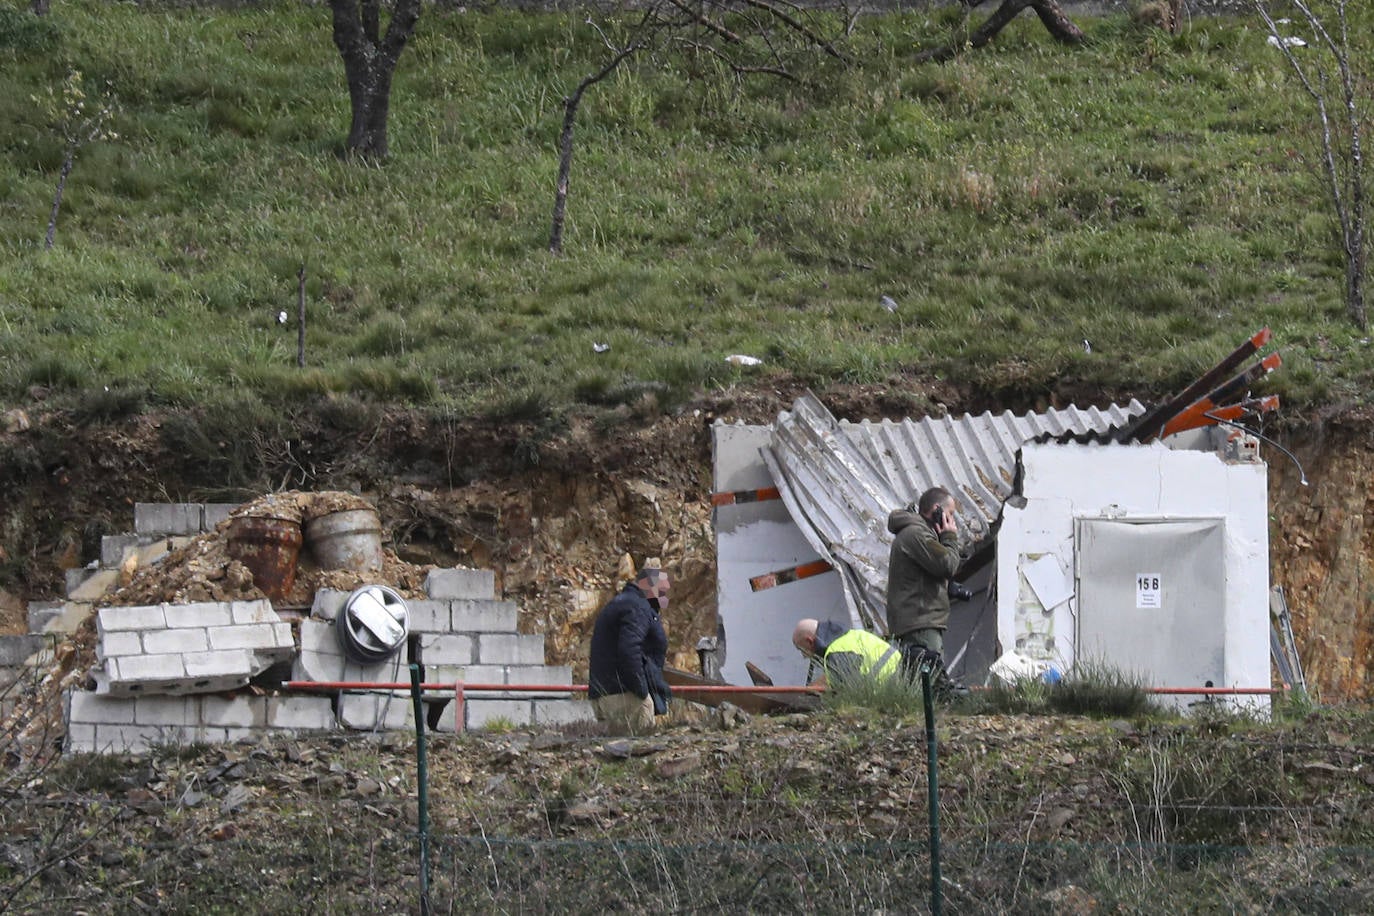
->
<box><xmin>0</xmin><ymin>387</ymin><xmax>1370</xmax><ymax>700</ymax></box>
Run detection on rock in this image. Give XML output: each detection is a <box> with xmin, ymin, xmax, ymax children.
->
<box><xmin>656</xmin><ymin>753</ymin><xmax>701</xmax><ymax>778</ymax></box>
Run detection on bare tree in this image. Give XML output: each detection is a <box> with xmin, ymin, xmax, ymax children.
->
<box><xmin>328</xmin><ymin>0</ymin><xmax>422</xmax><ymax>159</ymax></box>
<box><xmin>548</xmin><ymin>0</ymin><xmax>850</xmax><ymax>255</ymax></box>
<box><xmin>915</xmin><ymin>0</ymin><xmax>1084</xmax><ymax>64</ymax></box>
<box><xmin>38</xmin><ymin>71</ymin><xmax>118</xmax><ymax>251</ymax></box>
<box><xmin>1256</xmin><ymin>0</ymin><xmax>1367</xmax><ymax>330</ymax></box>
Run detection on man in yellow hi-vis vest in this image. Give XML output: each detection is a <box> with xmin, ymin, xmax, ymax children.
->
<box><xmin>791</xmin><ymin>618</ymin><xmax>902</xmax><ymax>688</ymax></box>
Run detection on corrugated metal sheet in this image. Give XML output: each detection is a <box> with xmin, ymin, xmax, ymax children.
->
<box><xmin>766</xmin><ymin>392</ymin><xmax>1147</xmax><ymax>629</ymax></box>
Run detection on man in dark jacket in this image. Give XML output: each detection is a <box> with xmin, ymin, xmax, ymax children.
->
<box><xmin>886</xmin><ymin>487</ymin><xmax>962</xmax><ymax>675</ymax></box>
<box><xmin>588</xmin><ymin>566</ymin><xmax>673</xmax><ymax>735</ymax></box>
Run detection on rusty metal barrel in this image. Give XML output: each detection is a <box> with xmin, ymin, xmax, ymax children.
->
<box><xmin>226</xmin><ymin>515</ymin><xmax>303</xmax><ymax>600</ymax></box>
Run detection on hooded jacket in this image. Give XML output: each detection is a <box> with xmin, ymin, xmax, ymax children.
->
<box><xmin>885</xmin><ymin>508</ymin><xmax>962</xmax><ymax>638</ymax></box>
<box><xmin>588</xmin><ymin>582</ymin><xmax>672</xmax><ymax>713</ymax></box>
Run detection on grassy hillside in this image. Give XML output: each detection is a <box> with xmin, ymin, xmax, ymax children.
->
<box><xmin>1</xmin><ymin>1</ymin><xmax>1370</xmax><ymax>421</ymax></box>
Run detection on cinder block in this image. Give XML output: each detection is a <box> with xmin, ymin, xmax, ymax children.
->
<box><xmin>41</xmin><ymin>602</ymin><xmax>90</xmax><ymax>635</ymax></box>
<box><xmin>135</xmin><ymin>695</ymin><xmax>197</xmax><ymax>726</ymax></box>
<box><xmin>201</xmin><ymin>695</ymin><xmax>267</xmax><ymax>728</ymax></box>
<box><xmin>113</xmin><ymin>653</ymin><xmax>187</xmax><ymax>682</ymax></box>
<box><xmin>506</xmin><ymin>665</ymin><xmax>574</xmax><ymax>698</ymax></box>
<box><xmin>405</xmin><ymin>599</ymin><xmax>450</xmax><ymax>634</ymax></box>
<box><xmin>424</xmin><ymin>568</ymin><xmax>496</xmax><ymax>601</ymax></box>
<box><xmin>0</xmin><ymin>635</ymin><xmax>47</xmax><ymax>667</ymax></box>
<box><xmin>292</xmin><ymin>650</ymin><xmax>348</xmax><ymax>684</ymax></box>
<box><xmin>417</xmin><ymin>634</ymin><xmax>473</xmax><ymax>666</ymax></box>
<box><xmin>533</xmin><ymin>698</ymin><xmax>596</xmax><ymax>726</ymax></box>
<box><xmin>94</xmin><ymin>723</ymin><xmax>169</xmax><ymax>754</ymax></box>
<box><xmin>310</xmin><ymin>590</ymin><xmax>349</xmax><ymax>621</ymax></box>
<box><xmin>207</xmin><ymin>623</ymin><xmax>283</xmax><ymax>652</ymax></box>
<box><xmin>26</xmin><ymin>601</ymin><xmax>63</xmax><ymax>633</ymax></box>
<box><xmin>68</xmin><ymin>690</ymin><xmax>136</xmax><ymax>725</ymax></box>
<box><xmin>98</xmin><ymin>605</ymin><xmax>166</xmax><ymax>634</ymax></box>
<box><xmin>134</xmin><ymin>503</ymin><xmax>201</xmax><ymax>537</ymax></box>
<box><xmin>266</xmin><ymin>696</ymin><xmax>337</xmax><ymax>731</ymax></box>
<box><xmin>462</xmin><ymin>698</ymin><xmax>532</xmax><ymax>731</ymax></box>
<box><xmin>142</xmin><ymin>627</ymin><xmax>210</xmax><ymax>655</ymax></box>
<box><xmin>100</xmin><ymin>534</ymin><xmax>142</xmax><ymax>568</ymax></box>
<box><xmin>64</xmin><ymin>723</ymin><xmax>98</xmax><ymax>754</ymax></box>
<box><xmin>230</xmin><ymin>599</ymin><xmax>281</xmax><ymax>626</ymax></box>
<box><xmin>477</xmin><ymin>633</ymin><xmax>545</xmax><ymax>666</ymax></box>
<box><xmin>299</xmin><ymin>618</ymin><xmax>342</xmax><ymax>656</ymax></box>
<box><xmin>338</xmin><ymin>692</ymin><xmax>415</xmax><ymax>731</ymax></box>
<box><xmin>450</xmin><ymin>600</ymin><xmax>519</xmax><ymax>633</ymax></box>
<box><xmin>203</xmin><ymin>504</ymin><xmax>239</xmax><ymax>530</ymax></box>
<box><xmin>65</xmin><ymin>567</ymin><xmax>97</xmax><ymax>597</ymax></box>
<box><xmin>97</xmin><ymin>631</ymin><xmax>142</xmax><ymax>661</ymax></box>
<box><xmin>183</xmin><ymin>649</ymin><xmax>253</xmax><ymax>680</ymax></box>
<box><xmin>164</xmin><ymin>602</ymin><xmax>233</xmax><ymax>629</ymax></box>
<box><xmin>454</xmin><ymin>664</ymin><xmax>507</xmax><ymax>686</ymax></box>
<box><xmin>69</xmin><ymin>569</ymin><xmax>119</xmax><ymax>602</ymax></box>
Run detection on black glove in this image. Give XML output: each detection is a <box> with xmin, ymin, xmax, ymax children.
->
<box><xmin>947</xmin><ymin>581</ymin><xmax>974</xmax><ymax>602</ymax></box>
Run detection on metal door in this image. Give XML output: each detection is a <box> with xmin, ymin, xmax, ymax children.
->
<box><xmin>1075</xmin><ymin>518</ymin><xmax>1226</xmax><ymax>688</ymax></box>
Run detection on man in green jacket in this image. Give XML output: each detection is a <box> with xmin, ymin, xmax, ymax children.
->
<box><xmin>886</xmin><ymin>486</ymin><xmax>962</xmax><ymax>678</ymax></box>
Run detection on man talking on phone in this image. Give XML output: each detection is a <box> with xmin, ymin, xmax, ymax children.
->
<box><xmin>885</xmin><ymin>486</ymin><xmax>963</xmax><ymax>688</ymax></box>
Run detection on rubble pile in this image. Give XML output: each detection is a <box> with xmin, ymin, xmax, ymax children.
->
<box><xmin>109</xmin><ymin>491</ymin><xmax>433</xmax><ymax>608</ymax></box>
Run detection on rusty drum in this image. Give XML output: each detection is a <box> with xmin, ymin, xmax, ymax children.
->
<box><xmin>226</xmin><ymin>515</ymin><xmax>303</xmax><ymax>601</ymax></box>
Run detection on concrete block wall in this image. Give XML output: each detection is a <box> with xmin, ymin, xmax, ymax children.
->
<box><xmin>57</xmin><ymin>505</ymin><xmax>582</xmax><ymax>750</ymax></box>
<box><xmin>65</xmin><ymin>691</ymin><xmax>338</xmax><ymax>755</ymax></box>
<box><xmin>93</xmin><ymin>600</ymin><xmax>293</xmax><ymax>697</ymax></box>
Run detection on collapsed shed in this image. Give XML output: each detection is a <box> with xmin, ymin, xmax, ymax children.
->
<box><xmin>712</xmin><ymin>330</ymin><xmax>1289</xmax><ymax>711</ymax></box>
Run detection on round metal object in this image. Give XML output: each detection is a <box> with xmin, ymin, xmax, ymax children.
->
<box><xmin>336</xmin><ymin>584</ymin><xmax>409</xmax><ymax>664</ymax></box>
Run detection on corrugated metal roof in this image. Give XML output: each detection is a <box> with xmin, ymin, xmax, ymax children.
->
<box><xmin>766</xmin><ymin>392</ymin><xmax>1147</xmax><ymax>630</ymax></box>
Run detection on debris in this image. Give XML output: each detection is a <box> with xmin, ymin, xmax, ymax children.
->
<box><xmin>592</xmin><ymin>342</ymin><xmax>610</xmax><ymax>353</ymax></box>
<box><xmin>725</xmin><ymin>354</ymin><xmax>762</xmax><ymax>367</ymax></box>
<box><xmin>1267</xmin><ymin>34</ymin><xmax>1307</xmax><ymax>49</ymax></box>
<box><xmin>880</xmin><ymin>295</ymin><xmax>898</xmax><ymax>313</ymax></box>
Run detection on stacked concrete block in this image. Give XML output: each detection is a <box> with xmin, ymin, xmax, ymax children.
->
<box><xmin>93</xmin><ymin>600</ymin><xmax>293</xmax><ymax>697</ymax></box>
<box><xmin>134</xmin><ymin>503</ymin><xmax>239</xmax><ymax>538</ymax></box>
<box><xmin>423</xmin><ymin>567</ymin><xmax>496</xmax><ymax>600</ymax></box>
<box><xmin>338</xmin><ymin>692</ymin><xmax>415</xmax><ymax>731</ymax></box>
<box><xmin>292</xmin><ymin>618</ymin><xmax>410</xmax><ymax>686</ymax></box>
<box><xmin>65</xmin><ymin>691</ymin><xmax>338</xmax><ymax>754</ymax></box>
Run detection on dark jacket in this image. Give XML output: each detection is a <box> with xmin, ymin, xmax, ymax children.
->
<box><xmin>885</xmin><ymin>508</ymin><xmax>962</xmax><ymax>638</ymax></box>
<box><xmin>588</xmin><ymin>583</ymin><xmax>672</xmax><ymax>713</ymax></box>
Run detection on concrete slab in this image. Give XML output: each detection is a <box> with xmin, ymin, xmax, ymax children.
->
<box><xmin>424</xmin><ymin>568</ymin><xmax>496</xmax><ymax>601</ymax></box>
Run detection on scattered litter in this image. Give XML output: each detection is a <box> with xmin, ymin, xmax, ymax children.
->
<box><xmin>276</xmin><ymin>310</ymin><xmax>288</xmax><ymax>325</ymax></box>
<box><xmin>880</xmin><ymin>295</ymin><xmax>898</xmax><ymax>313</ymax></box>
<box><xmin>1082</xmin><ymin>339</ymin><xmax>1092</xmax><ymax>354</ymax></box>
<box><xmin>1267</xmin><ymin>35</ymin><xmax>1307</xmax><ymax>49</ymax></box>
<box><xmin>592</xmin><ymin>342</ymin><xmax>610</xmax><ymax>353</ymax></box>
<box><xmin>725</xmin><ymin>354</ymin><xmax>762</xmax><ymax>367</ymax></box>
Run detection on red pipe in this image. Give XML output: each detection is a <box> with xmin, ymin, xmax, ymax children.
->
<box><xmin>283</xmin><ymin>681</ymin><xmax>1282</xmax><ymax>697</ymax></box>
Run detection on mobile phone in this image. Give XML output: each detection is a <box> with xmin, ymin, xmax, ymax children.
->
<box><xmin>929</xmin><ymin>505</ymin><xmax>944</xmax><ymax>527</ymax></box>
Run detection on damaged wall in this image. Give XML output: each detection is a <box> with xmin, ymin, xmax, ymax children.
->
<box><xmin>998</xmin><ymin>441</ymin><xmax>1270</xmax><ymax>709</ymax></box>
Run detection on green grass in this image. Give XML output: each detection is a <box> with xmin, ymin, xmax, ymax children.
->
<box><xmin>1</xmin><ymin>2</ymin><xmax>1371</xmax><ymax>418</ymax></box>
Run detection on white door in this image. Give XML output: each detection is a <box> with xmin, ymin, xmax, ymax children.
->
<box><xmin>1075</xmin><ymin>518</ymin><xmax>1226</xmax><ymax>689</ymax></box>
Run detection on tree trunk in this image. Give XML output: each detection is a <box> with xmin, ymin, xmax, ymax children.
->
<box><xmin>548</xmin><ymin>91</ymin><xmax>584</xmax><ymax>256</ymax></box>
<box><xmin>31</xmin><ymin>0</ymin><xmax>50</xmax><ymax>16</ymax></box>
<box><xmin>329</xmin><ymin>0</ymin><xmax>421</xmax><ymax>159</ymax></box>
<box><xmin>44</xmin><ymin>149</ymin><xmax>74</xmax><ymax>251</ymax></box>
<box><xmin>918</xmin><ymin>0</ymin><xmax>1082</xmax><ymax>64</ymax></box>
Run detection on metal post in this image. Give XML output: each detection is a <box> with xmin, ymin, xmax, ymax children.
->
<box><xmin>409</xmin><ymin>664</ymin><xmax>431</xmax><ymax>916</ymax></box>
<box><xmin>922</xmin><ymin>665</ymin><xmax>942</xmax><ymax>916</ymax></box>
<box><xmin>454</xmin><ymin>681</ymin><xmax>465</xmax><ymax>734</ymax></box>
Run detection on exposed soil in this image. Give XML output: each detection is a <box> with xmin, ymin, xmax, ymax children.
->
<box><xmin>0</xmin><ymin>378</ymin><xmax>1370</xmax><ymax>700</ymax></box>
